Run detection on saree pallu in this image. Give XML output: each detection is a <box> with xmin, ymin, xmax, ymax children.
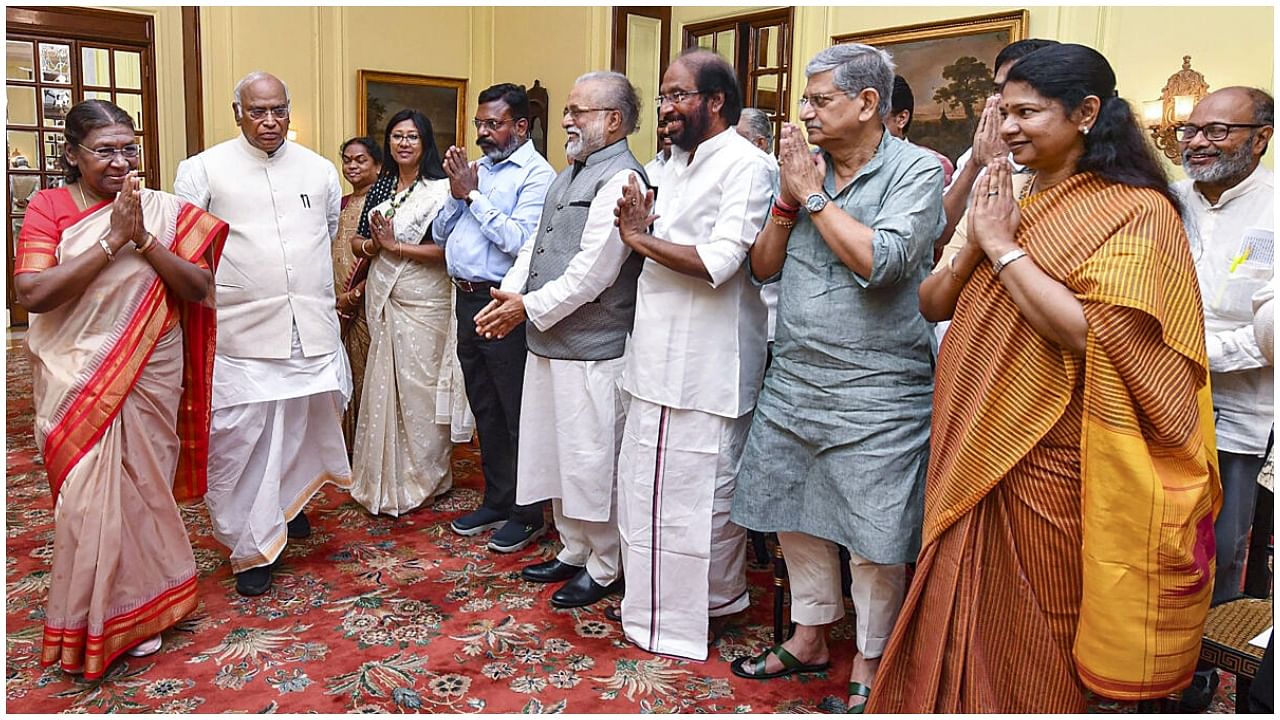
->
<box><xmin>335</xmin><ymin>191</ymin><xmax>371</xmax><ymax>452</ymax></box>
<box><xmin>869</xmin><ymin>174</ymin><xmax>1220</xmax><ymax>712</ymax></box>
<box><xmin>25</xmin><ymin>189</ymin><xmax>227</xmax><ymax>678</ymax></box>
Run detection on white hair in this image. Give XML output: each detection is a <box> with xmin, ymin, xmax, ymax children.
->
<box><xmin>805</xmin><ymin>44</ymin><xmax>896</xmax><ymax>119</ymax></box>
<box><xmin>738</xmin><ymin>108</ymin><xmax>773</xmax><ymax>151</ymax></box>
<box><xmin>575</xmin><ymin>71</ymin><xmax>641</xmax><ymax>134</ymax></box>
<box><xmin>232</xmin><ymin>71</ymin><xmax>290</xmax><ymax>110</ymax></box>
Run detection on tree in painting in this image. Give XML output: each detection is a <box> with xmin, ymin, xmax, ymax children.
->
<box><xmin>932</xmin><ymin>56</ymin><xmax>995</xmax><ymax>125</ymax></box>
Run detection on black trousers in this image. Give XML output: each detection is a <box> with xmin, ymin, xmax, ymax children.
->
<box><xmin>454</xmin><ymin>286</ymin><xmax>544</xmax><ymax>525</ymax></box>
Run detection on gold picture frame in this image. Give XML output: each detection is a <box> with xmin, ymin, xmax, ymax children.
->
<box><xmin>834</xmin><ymin>10</ymin><xmax>1028</xmax><ymax>161</ymax></box>
<box><xmin>357</xmin><ymin>70</ymin><xmax>467</xmax><ymax>152</ymax></box>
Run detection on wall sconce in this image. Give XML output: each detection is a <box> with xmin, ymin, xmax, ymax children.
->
<box><xmin>1142</xmin><ymin>56</ymin><xmax>1209</xmax><ymax>164</ymax></box>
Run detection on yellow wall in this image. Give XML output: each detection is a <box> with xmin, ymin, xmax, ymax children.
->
<box><xmin>125</xmin><ymin>5</ymin><xmax>1269</xmax><ymax>187</ymax></box>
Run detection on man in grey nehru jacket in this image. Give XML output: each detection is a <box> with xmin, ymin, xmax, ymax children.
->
<box><xmin>474</xmin><ymin>71</ymin><xmax>647</xmax><ymax>609</ymax></box>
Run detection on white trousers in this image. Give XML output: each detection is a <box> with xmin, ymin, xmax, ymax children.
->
<box><xmin>616</xmin><ymin>396</ymin><xmax>750</xmax><ymax>661</ymax></box>
<box><xmin>553</xmin><ymin>499</ymin><xmax>621</xmax><ymax>585</ymax></box>
<box><xmin>778</xmin><ymin>530</ymin><xmax>906</xmax><ymax>658</ymax></box>
<box><xmin>205</xmin><ymin>391</ymin><xmax>352</xmax><ymax>572</ymax></box>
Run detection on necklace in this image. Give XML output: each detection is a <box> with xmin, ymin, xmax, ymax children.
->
<box><xmin>1018</xmin><ymin>172</ymin><xmax>1037</xmax><ymax>201</ymax></box>
<box><xmin>74</xmin><ymin>182</ymin><xmax>91</xmax><ymax>209</ymax></box>
<box><xmin>384</xmin><ymin>180</ymin><xmax>416</xmax><ymax>220</ymax></box>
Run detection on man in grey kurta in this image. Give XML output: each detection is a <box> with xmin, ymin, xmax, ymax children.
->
<box><xmin>728</xmin><ymin>44</ymin><xmax>943</xmax><ymax>709</ymax></box>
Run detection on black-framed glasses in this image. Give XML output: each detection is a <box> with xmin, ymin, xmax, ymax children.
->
<box><xmin>390</xmin><ymin>132</ymin><xmax>421</xmax><ymax>144</ymax></box>
<box><xmin>655</xmin><ymin>90</ymin><xmax>704</xmax><ymax>108</ymax></box>
<box><xmin>562</xmin><ymin>106</ymin><xmax>617</xmax><ymax>119</ymax></box>
<box><xmin>472</xmin><ymin>118</ymin><xmax>517</xmax><ymax>132</ymax></box>
<box><xmin>244</xmin><ymin>105</ymin><xmax>290</xmax><ymax>121</ymax></box>
<box><xmin>77</xmin><ymin>143</ymin><xmax>141</xmax><ymax>160</ymax></box>
<box><xmin>1174</xmin><ymin>122</ymin><xmax>1268</xmax><ymax>142</ymax></box>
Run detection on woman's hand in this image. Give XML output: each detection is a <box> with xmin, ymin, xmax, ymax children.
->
<box><xmin>969</xmin><ymin>158</ymin><xmax>1021</xmax><ymax>260</ymax></box>
<box><xmin>337</xmin><ymin>281</ymin><xmax>365</xmax><ymax>315</ymax></box>
<box><xmin>777</xmin><ymin>124</ymin><xmax>825</xmax><ymax>207</ymax></box>
<box><xmin>369</xmin><ymin>210</ymin><xmax>397</xmax><ymax>253</ymax></box>
<box><xmin>107</xmin><ymin>172</ymin><xmax>143</xmax><ymax>251</ymax></box>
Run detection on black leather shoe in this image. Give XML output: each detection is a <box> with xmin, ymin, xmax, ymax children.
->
<box><xmin>522</xmin><ymin>559</ymin><xmax>584</xmax><ymax>584</ymax></box>
<box><xmin>551</xmin><ymin>569</ymin><xmax>623</xmax><ymax>609</ymax></box>
<box><xmin>1177</xmin><ymin>669</ymin><xmax>1218</xmax><ymax>713</ymax></box>
<box><xmin>235</xmin><ymin>565</ymin><xmax>272</xmax><ymax>596</ymax></box>
<box><xmin>603</xmin><ymin>604</ymin><xmax>622</xmax><ymax>623</ymax></box>
<box><xmin>286</xmin><ymin>511</ymin><xmax>311</xmax><ymax>539</ymax></box>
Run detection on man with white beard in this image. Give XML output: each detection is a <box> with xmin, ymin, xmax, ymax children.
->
<box><xmin>1173</xmin><ymin>86</ymin><xmax>1274</xmax><ymax>711</ymax></box>
<box><xmin>474</xmin><ymin>72</ymin><xmax>647</xmax><ymax>609</ymax></box>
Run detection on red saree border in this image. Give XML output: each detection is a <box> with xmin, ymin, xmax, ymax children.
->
<box><xmin>40</xmin><ymin>574</ymin><xmax>198</xmax><ymax>680</ymax></box>
<box><xmin>41</xmin><ymin>202</ymin><xmax>228</xmax><ymax>502</ymax></box>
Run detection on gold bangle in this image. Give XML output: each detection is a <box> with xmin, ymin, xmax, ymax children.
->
<box><xmin>362</xmin><ymin>237</ymin><xmax>375</xmax><ymax>256</ymax></box>
<box><xmin>770</xmin><ymin>214</ymin><xmax>796</xmax><ymax>229</ymax></box>
<box><xmin>135</xmin><ymin>233</ymin><xmax>156</xmax><ymax>254</ymax></box>
<box><xmin>396</xmin><ymin>242</ymin><xmax>403</xmax><ymax>257</ymax></box>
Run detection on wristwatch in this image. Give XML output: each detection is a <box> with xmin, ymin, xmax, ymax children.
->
<box><xmin>466</xmin><ymin>189</ymin><xmax>483</xmax><ymax>206</ymax></box>
<box><xmin>804</xmin><ymin>192</ymin><xmax>829</xmax><ymax>214</ymax></box>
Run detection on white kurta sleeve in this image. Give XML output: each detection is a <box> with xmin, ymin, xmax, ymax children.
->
<box><xmin>522</xmin><ymin>170</ymin><xmax>637</xmax><ymax>331</ymax></box>
<box><xmin>172</xmin><ymin>156</ymin><xmax>210</xmax><ymax>209</ymax></box>
<box><xmin>694</xmin><ymin>158</ymin><xmax>772</xmax><ymax>289</ymax></box>
<box><xmin>325</xmin><ymin>163</ymin><xmax>342</xmax><ymax>239</ymax></box>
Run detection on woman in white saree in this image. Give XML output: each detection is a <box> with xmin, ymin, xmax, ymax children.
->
<box><xmin>349</xmin><ymin>109</ymin><xmax>472</xmax><ymax>516</ymax></box>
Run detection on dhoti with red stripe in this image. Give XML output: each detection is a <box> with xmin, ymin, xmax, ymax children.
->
<box><xmin>615</xmin><ymin>394</ymin><xmax>751</xmax><ymax>661</ymax></box>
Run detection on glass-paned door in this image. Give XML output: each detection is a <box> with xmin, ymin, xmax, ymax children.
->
<box><xmin>5</xmin><ymin>6</ymin><xmax>158</xmax><ymax>325</ymax></box>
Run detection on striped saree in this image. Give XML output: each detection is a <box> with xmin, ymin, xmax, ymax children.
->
<box><xmin>869</xmin><ymin>173</ymin><xmax>1220</xmax><ymax>712</ymax></box>
<box><xmin>20</xmin><ymin>188</ymin><xmax>227</xmax><ymax>678</ymax></box>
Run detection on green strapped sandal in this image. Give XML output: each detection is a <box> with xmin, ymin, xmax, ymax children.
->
<box><xmin>729</xmin><ymin>644</ymin><xmax>829</xmax><ymax>680</ymax></box>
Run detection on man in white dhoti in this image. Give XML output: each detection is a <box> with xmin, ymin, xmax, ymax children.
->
<box><xmin>174</xmin><ymin>72</ymin><xmax>351</xmax><ymax>596</ymax></box>
<box><xmin>474</xmin><ymin>71</ymin><xmax>647</xmax><ymax>609</ymax></box>
<box><xmin>611</xmin><ymin>49</ymin><xmax>774</xmax><ymax>661</ymax></box>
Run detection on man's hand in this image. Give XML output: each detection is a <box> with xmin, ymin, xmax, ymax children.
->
<box><xmin>444</xmin><ymin>146</ymin><xmax>480</xmax><ymax>199</ymax></box>
<box><xmin>972</xmin><ymin>95</ymin><xmax>1009</xmax><ymax>165</ymax></box>
<box><xmin>474</xmin><ymin>287</ymin><xmax>527</xmax><ymax>339</ymax></box>
<box><xmin>613</xmin><ymin>174</ymin><xmax>658</xmax><ymax>250</ymax></box>
<box><xmin>778</xmin><ymin>124</ymin><xmax>825</xmax><ymax>206</ymax></box>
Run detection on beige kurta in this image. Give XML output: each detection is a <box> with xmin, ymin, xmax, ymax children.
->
<box><xmin>350</xmin><ymin>178</ymin><xmax>473</xmax><ymax>516</ymax></box>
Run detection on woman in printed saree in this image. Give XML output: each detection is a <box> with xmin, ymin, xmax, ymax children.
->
<box><xmin>868</xmin><ymin>45</ymin><xmax>1221</xmax><ymax>712</ymax></box>
<box><xmin>13</xmin><ymin>100</ymin><xmax>227</xmax><ymax>679</ymax></box>
<box><xmin>349</xmin><ymin>109</ymin><xmax>472</xmax><ymax>516</ymax></box>
<box><xmin>333</xmin><ymin>136</ymin><xmax>383</xmax><ymax>452</ymax></box>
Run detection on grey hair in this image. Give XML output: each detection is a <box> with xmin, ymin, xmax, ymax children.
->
<box><xmin>738</xmin><ymin>108</ymin><xmax>773</xmax><ymax>151</ymax></box>
<box><xmin>575</xmin><ymin>71</ymin><xmax>641</xmax><ymax>134</ymax></box>
<box><xmin>805</xmin><ymin>44</ymin><xmax>896</xmax><ymax>119</ymax></box>
<box><xmin>232</xmin><ymin>71</ymin><xmax>290</xmax><ymax>110</ymax></box>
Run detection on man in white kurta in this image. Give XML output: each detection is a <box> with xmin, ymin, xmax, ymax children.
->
<box><xmin>174</xmin><ymin>72</ymin><xmax>351</xmax><ymax>596</ymax></box>
<box><xmin>612</xmin><ymin>50</ymin><xmax>774</xmax><ymax>661</ymax></box>
<box><xmin>475</xmin><ymin>72</ymin><xmax>647</xmax><ymax>609</ymax></box>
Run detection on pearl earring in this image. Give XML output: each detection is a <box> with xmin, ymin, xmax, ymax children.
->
<box><xmin>1080</xmin><ymin>125</ymin><xmax>1090</xmax><ymax>135</ymax></box>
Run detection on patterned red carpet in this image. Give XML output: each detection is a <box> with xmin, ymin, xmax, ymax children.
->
<box><xmin>5</xmin><ymin>340</ymin><xmax>1236</xmax><ymax>712</ymax></box>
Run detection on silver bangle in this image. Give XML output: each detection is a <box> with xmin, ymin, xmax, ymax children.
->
<box><xmin>98</xmin><ymin>237</ymin><xmax>115</xmax><ymax>261</ymax></box>
<box><xmin>992</xmin><ymin>248</ymin><xmax>1027</xmax><ymax>276</ymax></box>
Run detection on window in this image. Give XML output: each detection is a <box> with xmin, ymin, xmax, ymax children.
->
<box><xmin>683</xmin><ymin>7</ymin><xmax>794</xmax><ymax>153</ymax></box>
<box><xmin>5</xmin><ymin>6</ymin><xmax>158</xmax><ymax>325</ymax></box>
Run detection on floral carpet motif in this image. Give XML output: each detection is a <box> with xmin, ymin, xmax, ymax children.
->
<box><xmin>4</xmin><ymin>340</ymin><xmax>1239</xmax><ymax>713</ymax></box>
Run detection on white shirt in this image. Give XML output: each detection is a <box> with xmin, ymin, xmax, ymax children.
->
<box><xmin>501</xmin><ymin>169</ymin><xmax>638</xmax><ymax>331</ymax></box>
<box><xmin>1174</xmin><ymin>164</ymin><xmax>1274</xmax><ymax>454</ymax></box>
<box><xmin>644</xmin><ymin>153</ymin><xmax>668</xmax><ymax>192</ymax></box>
<box><xmin>950</xmin><ymin>147</ymin><xmax>1025</xmax><ymax>194</ymax></box>
<box><xmin>622</xmin><ymin>128</ymin><xmax>774</xmax><ymax>418</ymax></box>
<box><xmin>174</xmin><ymin>135</ymin><xmax>343</xmax><ymax>360</ymax></box>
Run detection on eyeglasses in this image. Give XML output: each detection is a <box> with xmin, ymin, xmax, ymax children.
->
<box><xmin>1174</xmin><ymin>122</ymin><xmax>1269</xmax><ymax>142</ymax></box>
<box><xmin>562</xmin><ymin>106</ymin><xmax>616</xmax><ymax>119</ymax></box>
<box><xmin>798</xmin><ymin>93</ymin><xmax>844</xmax><ymax>109</ymax></box>
<box><xmin>243</xmin><ymin>105</ymin><xmax>290</xmax><ymax>121</ymax></box>
<box><xmin>655</xmin><ymin>90</ymin><xmax>704</xmax><ymax>108</ymax></box>
<box><xmin>472</xmin><ymin>118</ymin><xmax>518</xmax><ymax>132</ymax></box>
<box><xmin>77</xmin><ymin>143</ymin><xmax>141</xmax><ymax>160</ymax></box>
<box><xmin>390</xmin><ymin>133</ymin><xmax>421</xmax><ymax>144</ymax></box>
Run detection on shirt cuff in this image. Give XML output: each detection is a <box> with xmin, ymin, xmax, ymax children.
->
<box><xmin>695</xmin><ymin>242</ymin><xmax>744</xmax><ymax>289</ymax></box>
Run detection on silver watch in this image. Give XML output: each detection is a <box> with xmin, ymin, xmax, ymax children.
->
<box><xmin>804</xmin><ymin>192</ymin><xmax>829</xmax><ymax>214</ymax></box>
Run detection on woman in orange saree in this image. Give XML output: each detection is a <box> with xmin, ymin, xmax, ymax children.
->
<box><xmin>14</xmin><ymin>101</ymin><xmax>228</xmax><ymax>679</ymax></box>
<box><xmin>868</xmin><ymin>45</ymin><xmax>1221</xmax><ymax>713</ymax></box>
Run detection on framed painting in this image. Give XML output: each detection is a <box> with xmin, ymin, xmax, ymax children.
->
<box><xmin>834</xmin><ymin>10</ymin><xmax>1028</xmax><ymax>162</ymax></box>
<box><xmin>357</xmin><ymin>70</ymin><xmax>467</xmax><ymax>153</ymax></box>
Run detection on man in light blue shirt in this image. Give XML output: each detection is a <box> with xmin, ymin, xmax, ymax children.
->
<box><xmin>433</xmin><ymin>83</ymin><xmax>555</xmax><ymax>552</ymax></box>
